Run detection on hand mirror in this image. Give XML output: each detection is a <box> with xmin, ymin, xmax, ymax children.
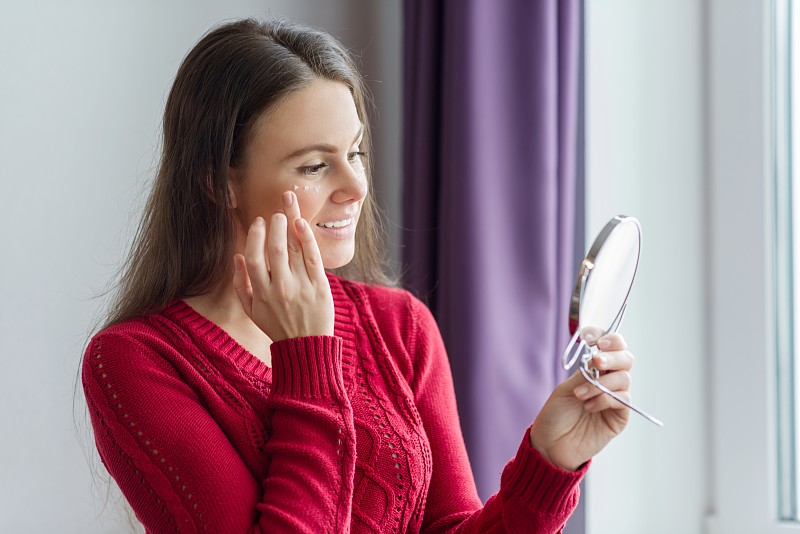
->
<box><xmin>562</xmin><ymin>215</ymin><xmax>663</xmax><ymax>426</ymax></box>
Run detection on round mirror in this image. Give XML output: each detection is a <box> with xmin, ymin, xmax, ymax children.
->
<box><xmin>569</xmin><ymin>216</ymin><xmax>641</xmax><ymax>337</ymax></box>
<box><xmin>562</xmin><ymin>215</ymin><xmax>663</xmax><ymax>427</ymax></box>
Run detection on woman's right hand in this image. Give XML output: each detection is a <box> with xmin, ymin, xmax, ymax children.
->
<box><xmin>232</xmin><ymin>191</ymin><xmax>334</xmax><ymax>342</ymax></box>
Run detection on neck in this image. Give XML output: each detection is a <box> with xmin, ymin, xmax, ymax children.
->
<box><xmin>185</xmin><ymin>271</ymin><xmax>242</xmax><ymax>321</ymax></box>
<box><xmin>184</xmin><ymin>267</ymin><xmax>273</xmax><ymax>364</ymax></box>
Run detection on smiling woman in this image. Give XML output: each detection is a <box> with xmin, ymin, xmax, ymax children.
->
<box><xmin>81</xmin><ymin>17</ymin><xmax>636</xmax><ymax>533</ymax></box>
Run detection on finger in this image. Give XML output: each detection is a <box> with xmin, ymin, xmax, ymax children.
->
<box><xmin>573</xmin><ymin>370</ymin><xmax>631</xmax><ymax>402</ymax></box>
<box><xmin>597</xmin><ymin>332</ymin><xmax>627</xmax><ymax>351</ymax></box>
<box><xmin>580</xmin><ymin>325</ymin><xmax>605</xmax><ymax>345</ymax></box>
<box><xmin>282</xmin><ymin>191</ymin><xmax>305</xmax><ymax>273</ymax></box>
<box><xmin>244</xmin><ymin>217</ymin><xmax>270</xmax><ymax>288</ymax></box>
<box><xmin>232</xmin><ymin>254</ymin><xmax>254</xmax><ymax>317</ymax></box>
<box><xmin>295</xmin><ymin>217</ymin><xmax>327</xmax><ymax>283</ymax></box>
<box><xmin>592</xmin><ymin>350</ymin><xmax>634</xmax><ymax>372</ymax></box>
<box><xmin>267</xmin><ymin>213</ymin><xmax>291</xmax><ymax>282</ymax></box>
<box><xmin>558</xmin><ymin>368</ymin><xmax>589</xmax><ymax>393</ymax></box>
<box><xmin>584</xmin><ymin>389</ymin><xmax>633</xmax><ymax>414</ymax></box>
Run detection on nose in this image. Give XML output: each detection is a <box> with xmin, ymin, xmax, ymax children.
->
<box><xmin>331</xmin><ymin>160</ymin><xmax>368</xmax><ymax>204</ymax></box>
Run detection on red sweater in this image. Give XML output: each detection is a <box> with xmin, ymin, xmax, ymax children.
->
<box><xmin>82</xmin><ymin>275</ymin><xmax>586</xmax><ymax>533</ymax></box>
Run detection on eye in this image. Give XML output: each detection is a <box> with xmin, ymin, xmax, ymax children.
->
<box><xmin>348</xmin><ymin>151</ymin><xmax>366</xmax><ymax>164</ymax></box>
<box><xmin>299</xmin><ymin>162</ymin><xmax>328</xmax><ymax>176</ymax></box>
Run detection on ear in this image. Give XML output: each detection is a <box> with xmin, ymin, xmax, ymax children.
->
<box><xmin>201</xmin><ymin>172</ymin><xmax>220</xmax><ymax>204</ymax></box>
<box><xmin>226</xmin><ymin>169</ymin><xmax>239</xmax><ymax>209</ymax></box>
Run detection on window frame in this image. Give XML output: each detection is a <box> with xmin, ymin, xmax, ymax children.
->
<box><xmin>709</xmin><ymin>0</ymin><xmax>800</xmax><ymax>531</ymax></box>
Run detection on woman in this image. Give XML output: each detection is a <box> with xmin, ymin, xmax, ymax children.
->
<box><xmin>82</xmin><ymin>18</ymin><xmax>633</xmax><ymax>533</ymax></box>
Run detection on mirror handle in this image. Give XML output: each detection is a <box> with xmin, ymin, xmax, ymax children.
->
<box><xmin>563</xmin><ymin>330</ymin><xmax>586</xmax><ymax>370</ymax></box>
<box><xmin>578</xmin><ymin>357</ymin><xmax>664</xmax><ymax>427</ymax></box>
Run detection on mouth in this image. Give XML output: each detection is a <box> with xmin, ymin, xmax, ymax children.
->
<box><xmin>316</xmin><ymin>217</ymin><xmax>354</xmax><ymax>229</ymax></box>
<box><xmin>314</xmin><ymin>216</ymin><xmax>357</xmax><ymax>239</ymax></box>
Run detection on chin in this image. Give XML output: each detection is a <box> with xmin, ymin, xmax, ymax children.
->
<box><xmin>321</xmin><ymin>247</ymin><xmax>356</xmax><ymax>270</ymax></box>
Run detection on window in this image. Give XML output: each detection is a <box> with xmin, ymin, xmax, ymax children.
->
<box><xmin>707</xmin><ymin>0</ymin><xmax>800</xmax><ymax>532</ymax></box>
<box><xmin>777</xmin><ymin>0</ymin><xmax>800</xmax><ymax>522</ymax></box>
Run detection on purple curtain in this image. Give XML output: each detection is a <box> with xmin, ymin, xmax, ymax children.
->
<box><xmin>401</xmin><ymin>0</ymin><xmax>584</xmax><ymax>509</ymax></box>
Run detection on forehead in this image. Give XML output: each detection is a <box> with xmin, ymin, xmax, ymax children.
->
<box><xmin>253</xmin><ymin>79</ymin><xmax>361</xmax><ymax>150</ymax></box>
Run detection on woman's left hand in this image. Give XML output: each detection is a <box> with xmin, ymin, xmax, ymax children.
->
<box><xmin>529</xmin><ymin>329</ymin><xmax>633</xmax><ymax>471</ymax></box>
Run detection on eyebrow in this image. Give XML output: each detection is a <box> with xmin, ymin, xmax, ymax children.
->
<box><xmin>282</xmin><ymin>125</ymin><xmax>364</xmax><ymax>162</ymax></box>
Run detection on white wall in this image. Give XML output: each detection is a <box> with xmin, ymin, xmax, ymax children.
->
<box><xmin>585</xmin><ymin>1</ymin><xmax>708</xmax><ymax>533</ymax></box>
<box><xmin>0</xmin><ymin>2</ymin><xmax>400</xmax><ymax>531</ymax></box>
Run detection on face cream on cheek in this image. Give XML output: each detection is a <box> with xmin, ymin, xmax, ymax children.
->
<box><xmin>292</xmin><ymin>183</ymin><xmax>321</xmax><ymax>193</ymax></box>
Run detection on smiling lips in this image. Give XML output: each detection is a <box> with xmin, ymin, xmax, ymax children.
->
<box><xmin>315</xmin><ymin>217</ymin><xmax>356</xmax><ymax>239</ymax></box>
<box><xmin>317</xmin><ymin>218</ymin><xmax>353</xmax><ymax>229</ymax></box>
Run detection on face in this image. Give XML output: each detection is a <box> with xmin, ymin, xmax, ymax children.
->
<box><xmin>228</xmin><ymin>79</ymin><xmax>368</xmax><ymax>269</ymax></box>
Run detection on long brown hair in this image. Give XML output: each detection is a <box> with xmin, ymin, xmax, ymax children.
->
<box><xmin>103</xmin><ymin>18</ymin><xmax>391</xmax><ymax>329</ymax></box>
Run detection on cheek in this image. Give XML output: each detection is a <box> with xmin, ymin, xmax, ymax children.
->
<box><xmin>293</xmin><ymin>188</ymin><xmax>327</xmax><ymax>219</ymax></box>
<box><xmin>291</xmin><ymin>183</ymin><xmax>322</xmax><ymax>195</ymax></box>
<box><xmin>240</xmin><ymin>197</ymin><xmax>284</xmax><ymax>224</ymax></box>
<box><xmin>236</xmin><ymin>178</ymin><xmax>288</xmax><ymax>219</ymax></box>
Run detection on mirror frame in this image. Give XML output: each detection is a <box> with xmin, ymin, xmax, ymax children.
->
<box><xmin>568</xmin><ymin>215</ymin><xmax>642</xmax><ymax>336</ymax></box>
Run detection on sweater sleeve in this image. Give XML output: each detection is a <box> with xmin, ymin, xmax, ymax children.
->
<box><xmin>402</xmin><ymin>294</ymin><xmax>587</xmax><ymax>534</ymax></box>
<box><xmin>82</xmin><ymin>326</ymin><xmax>355</xmax><ymax>534</ymax></box>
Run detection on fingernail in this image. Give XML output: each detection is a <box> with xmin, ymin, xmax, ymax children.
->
<box><xmin>598</xmin><ymin>338</ymin><xmax>611</xmax><ymax>350</ymax></box>
<box><xmin>596</xmin><ymin>355</ymin><xmax>608</xmax><ymax>367</ymax></box>
<box><xmin>254</xmin><ymin>216</ymin><xmax>265</xmax><ymax>226</ymax></box>
<box><xmin>283</xmin><ymin>191</ymin><xmax>293</xmax><ymax>206</ymax></box>
<box><xmin>583</xmin><ymin>332</ymin><xmax>596</xmax><ymax>343</ymax></box>
<box><xmin>574</xmin><ymin>385</ymin><xmax>589</xmax><ymax>398</ymax></box>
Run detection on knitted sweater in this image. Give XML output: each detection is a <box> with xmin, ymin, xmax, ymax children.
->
<box><xmin>82</xmin><ymin>274</ymin><xmax>587</xmax><ymax>533</ymax></box>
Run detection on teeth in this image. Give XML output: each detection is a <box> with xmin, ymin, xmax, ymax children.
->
<box><xmin>317</xmin><ymin>218</ymin><xmax>352</xmax><ymax>229</ymax></box>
